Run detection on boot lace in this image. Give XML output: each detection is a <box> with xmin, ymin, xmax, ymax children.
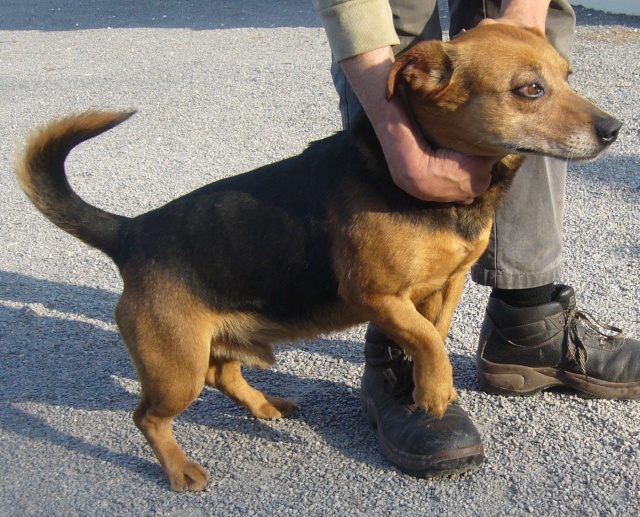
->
<box><xmin>565</xmin><ymin>308</ymin><xmax>624</xmax><ymax>381</ymax></box>
<box><xmin>383</xmin><ymin>353</ymin><xmax>415</xmax><ymax>404</ymax></box>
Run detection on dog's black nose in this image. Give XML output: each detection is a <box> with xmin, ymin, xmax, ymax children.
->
<box><xmin>595</xmin><ymin>116</ymin><xmax>622</xmax><ymax>145</ymax></box>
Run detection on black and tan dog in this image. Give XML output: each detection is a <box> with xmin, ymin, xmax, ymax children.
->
<box><xmin>17</xmin><ymin>24</ymin><xmax>620</xmax><ymax>490</ymax></box>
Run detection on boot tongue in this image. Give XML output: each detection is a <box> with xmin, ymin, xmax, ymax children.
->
<box><xmin>553</xmin><ymin>285</ymin><xmax>576</xmax><ymax>311</ymax></box>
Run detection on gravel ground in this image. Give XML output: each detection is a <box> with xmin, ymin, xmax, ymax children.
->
<box><xmin>0</xmin><ymin>1</ymin><xmax>638</xmax><ymax>515</ymax></box>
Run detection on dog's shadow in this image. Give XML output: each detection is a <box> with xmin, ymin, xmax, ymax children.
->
<box><xmin>0</xmin><ymin>270</ymin><xmax>481</xmax><ymax>486</ymax></box>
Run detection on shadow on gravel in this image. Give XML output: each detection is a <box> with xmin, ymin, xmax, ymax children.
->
<box><xmin>574</xmin><ymin>6</ymin><xmax>640</xmax><ymax>28</ymax></box>
<box><xmin>0</xmin><ymin>404</ymin><xmax>164</xmax><ymax>486</ymax></box>
<box><xmin>0</xmin><ymin>270</ymin><xmax>482</xmax><ymax>484</ymax></box>
<box><xmin>0</xmin><ymin>0</ymin><xmax>321</xmax><ymax>32</ymax></box>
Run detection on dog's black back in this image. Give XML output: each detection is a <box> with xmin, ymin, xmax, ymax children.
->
<box><xmin>116</xmin><ymin>128</ymin><xmax>368</xmax><ymax>324</ymax></box>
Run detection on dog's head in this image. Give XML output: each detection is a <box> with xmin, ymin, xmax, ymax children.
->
<box><xmin>387</xmin><ymin>23</ymin><xmax>621</xmax><ymax>161</ymax></box>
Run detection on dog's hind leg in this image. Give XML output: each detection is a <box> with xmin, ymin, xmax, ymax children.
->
<box><xmin>132</xmin><ymin>386</ymin><xmax>209</xmax><ymax>491</ymax></box>
<box><xmin>206</xmin><ymin>357</ymin><xmax>297</xmax><ymax>419</ymax></box>
<box><xmin>115</xmin><ymin>286</ymin><xmax>213</xmax><ymax>491</ymax></box>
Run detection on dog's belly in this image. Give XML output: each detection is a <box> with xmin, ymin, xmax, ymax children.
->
<box><xmin>202</xmin><ymin>295</ymin><xmax>365</xmax><ymax>369</ymax></box>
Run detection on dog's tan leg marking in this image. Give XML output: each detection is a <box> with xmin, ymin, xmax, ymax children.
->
<box><xmin>133</xmin><ymin>391</ymin><xmax>209</xmax><ymax>491</ymax></box>
<box><xmin>115</xmin><ymin>285</ymin><xmax>212</xmax><ymax>491</ymax></box>
<box><xmin>417</xmin><ymin>272</ymin><xmax>467</xmax><ymax>343</ymax></box>
<box><xmin>366</xmin><ymin>295</ymin><xmax>455</xmax><ymax>418</ymax></box>
<box><xmin>415</xmin><ymin>272</ymin><xmax>469</xmax><ymax>406</ymax></box>
<box><xmin>206</xmin><ymin>358</ymin><xmax>297</xmax><ymax>419</ymax></box>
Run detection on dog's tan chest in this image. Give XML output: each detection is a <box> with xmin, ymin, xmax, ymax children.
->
<box><xmin>332</xmin><ymin>211</ymin><xmax>492</xmax><ymax>304</ymax></box>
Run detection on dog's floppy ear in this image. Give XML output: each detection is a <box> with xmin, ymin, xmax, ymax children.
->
<box><xmin>387</xmin><ymin>41</ymin><xmax>453</xmax><ymax>100</ymax></box>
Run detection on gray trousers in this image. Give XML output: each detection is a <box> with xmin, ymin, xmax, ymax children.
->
<box><xmin>331</xmin><ymin>0</ymin><xmax>576</xmax><ymax>289</ymax></box>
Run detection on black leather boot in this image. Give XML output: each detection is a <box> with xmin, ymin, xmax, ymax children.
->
<box><xmin>361</xmin><ymin>326</ymin><xmax>484</xmax><ymax>477</ymax></box>
<box><xmin>477</xmin><ymin>284</ymin><xmax>640</xmax><ymax>398</ymax></box>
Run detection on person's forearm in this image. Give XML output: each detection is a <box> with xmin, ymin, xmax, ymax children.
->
<box><xmin>339</xmin><ymin>47</ymin><xmax>496</xmax><ymax>203</ymax></box>
<box><xmin>339</xmin><ymin>46</ymin><xmax>407</xmax><ymax>136</ymax></box>
<box><xmin>340</xmin><ymin>47</ymin><xmax>427</xmax><ymax>195</ymax></box>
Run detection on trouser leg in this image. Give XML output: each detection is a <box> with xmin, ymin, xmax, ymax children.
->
<box><xmin>448</xmin><ymin>0</ymin><xmax>576</xmax><ymax>289</ymax></box>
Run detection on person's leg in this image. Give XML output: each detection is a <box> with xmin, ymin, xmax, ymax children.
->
<box><xmin>331</xmin><ymin>0</ymin><xmax>485</xmax><ymax>479</ymax></box>
<box><xmin>449</xmin><ymin>0</ymin><xmax>640</xmax><ymax>398</ymax></box>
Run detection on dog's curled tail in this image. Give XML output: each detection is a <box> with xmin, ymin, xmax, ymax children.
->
<box><xmin>16</xmin><ymin>110</ymin><xmax>136</xmax><ymax>258</ymax></box>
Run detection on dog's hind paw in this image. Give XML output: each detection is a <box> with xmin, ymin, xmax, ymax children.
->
<box><xmin>262</xmin><ymin>396</ymin><xmax>298</xmax><ymax>419</ymax></box>
<box><xmin>167</xmin><ymin>460</ymin><xmax>209</xmax><ymax>491</ymax></box>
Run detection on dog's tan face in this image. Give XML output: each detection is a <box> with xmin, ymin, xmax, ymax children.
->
<box><xmin>388</xmin><ymin>24</ymin><xmax>621</xmax><ymax>160</ymax></box>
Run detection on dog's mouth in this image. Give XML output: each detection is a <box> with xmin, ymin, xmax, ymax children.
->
<box><xmin>509</xmin><ymin>143</ymin><xmax>612</xmax><ymax>164</ymax></box>
<box><xmin>512</xmin><ymin>145</ymin><xmax>540</xmax><ymax>155</ymax></box>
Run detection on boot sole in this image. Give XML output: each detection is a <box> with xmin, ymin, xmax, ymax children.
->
<box><xmin>360</xmin><ymin>394</ymin><xmax>484</xmax><ymax>478</ymax></box>
<box><xmin>477</xmin><ymin>356</ymin><xmax>640</xmax><ymax>399</ymax></box>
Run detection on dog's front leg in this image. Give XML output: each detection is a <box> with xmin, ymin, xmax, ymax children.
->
<box><xmin>364</xmin><ymin>295</ymin><xmax>457</xmax><ymax>418</ymax></box>
<box><xmin>417</xmin><ymin>272</ymin><xmax>467</xmax><ymax>343</ymax></box>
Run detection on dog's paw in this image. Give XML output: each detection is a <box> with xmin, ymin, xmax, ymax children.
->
<box><xmin>265</xmin><ymin>396</ymin><xmax>299</xmax><ymax>418</ymax></box>
<box><xmin>251</xmin><ymin>396</ymin><xmax>298</xmax><ymax>419</ymax></box>
<box><xmin>168</xmin><ymin>461</ymin><xmax>209</xmax><ymax>492</ymax></box>
<box><xmin>413</xmin><ymin>385</ymin><xmax>457</xmax><ymax>419</ymax></box>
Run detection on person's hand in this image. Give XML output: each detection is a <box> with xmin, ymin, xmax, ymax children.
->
<box><xmin>376</xmin><ymin>109</ymin><xmax>496</xmax><ymax>204</ymax></box>
<box><xmin>341</xmin><ymin>47</ymin><xmax>497</xmax><ymax>204</ymax></box>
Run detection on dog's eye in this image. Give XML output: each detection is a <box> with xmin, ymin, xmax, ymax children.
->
<box><xmin>516</xmin><ymin>83</ymin><xmax>545</xmax><ymax>98</ymax></box>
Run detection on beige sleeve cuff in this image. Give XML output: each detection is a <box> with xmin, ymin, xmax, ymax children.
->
<box><xmin>313</xmin><ymin>0</ymin><xmax>400</xmax><ymax>62</ymax></box>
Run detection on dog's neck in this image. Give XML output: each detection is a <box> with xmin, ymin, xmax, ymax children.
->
<box><xmin>353</xmin><ymin>111</ymin><xmax>520</xmax><ymax>178</ymax></box>
<box><xmin>352</xmin><ymin>114</ymin><xmax>524</xmax><ymax>241</ymax></box>
<box><xmin>354</xmin><ymin>113</ymin><xmax>520</xmax><ymax>183</ymax></box>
